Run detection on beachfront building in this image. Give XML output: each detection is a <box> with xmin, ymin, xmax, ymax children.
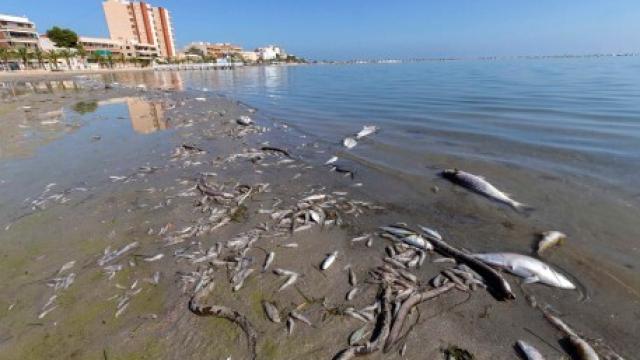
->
<box><xmin>256</xmin><ymin>45</ymin><xmax>285</xmax><ymax>61</ymax></box>
<box><xmin>102</xmin><ymin>0</ymin><xmax>176</xmax><ymax>59</ymax></box>
<box><xmin>0</xmin><ymin>14</ymin><xmax>39</xmax><ymax>50</ymax></box>
<box><xmin>240</xmin><ymin>51</ymin><xmax>259</xmax><ymax>63</ymax></box>
<box><xmin>79</xmin><ymin>36</ymin><xmax>124</xmax><ymax>57</ymax></box>
<box><xmin>185</xmin><ymin>42</ymin><xmax>243</xmax><ymax>60</ymax></box>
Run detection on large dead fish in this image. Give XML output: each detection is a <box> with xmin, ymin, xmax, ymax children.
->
<box><xmin>473</xmin><ymin>253</ymin><xmax>575</xmax><ymax>289</ymax></box>
<box><xmin>441</xmin><ymin>169</ymin><xmax>530</xmax><ymax>211</ymax></box>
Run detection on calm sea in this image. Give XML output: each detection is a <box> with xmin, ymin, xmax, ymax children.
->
<box><xmin>110</xmin><ymin>58</ymin><xmax>640</xmax><ymax>194</ymax></box>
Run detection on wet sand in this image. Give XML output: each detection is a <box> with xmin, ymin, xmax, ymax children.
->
<box><xmin>0</xmin><ymin>76</ymin><xmax>637</xmax><ymax>360</ymax></box>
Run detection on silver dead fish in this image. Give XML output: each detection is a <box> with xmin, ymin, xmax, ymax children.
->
<box><xmin>343</xmin><ymin>137</ymin><xmax>357</xmax><ymax>149</ymax></box>
<box><xmin>473</xmin><ymin>253</ymin><xmax>575</xmax><ymax>289</ymax></box>
<box><xmin>321</xmin><ymin>251</ymin><xmax>338</xmax><ymax>270</ymax></box>
<box><xmin>262</xmin><ymin>301</ymin><xmax>281</xmax><ymax>323</ymax></box>
<box><xmin>516</xmin><ymin>340</ymin><xmax>546</xmax><ymax>360</ymax></box>
<box><xmin>441</xmin><ymin>169</ymin><xmax>530</xmax><ymax>211</ymax></box>
<box><xmin>355</xmin><ymin>125</ymin><xmax>378</xmax><ymax>139</ymax></box>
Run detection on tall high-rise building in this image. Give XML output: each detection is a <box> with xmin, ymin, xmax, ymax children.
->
<box><xmin>102</xmin><ymin>0</ymin><xmax>175</xmax><ymax>59</ymax></box>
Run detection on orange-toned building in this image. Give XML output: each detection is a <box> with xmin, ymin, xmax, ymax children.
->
<box><xmin>102</xmin><ymin>0</ymin><xmax>175</xmax><ymax>59</ymax></box>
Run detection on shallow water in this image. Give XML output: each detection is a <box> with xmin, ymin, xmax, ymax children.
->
<box><xmin>1</xmin><ymin>60</ymin><xmax>639</xmax><ymax>359</ymax></box>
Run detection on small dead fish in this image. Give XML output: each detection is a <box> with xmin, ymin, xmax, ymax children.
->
<box><xmin>280</xmin><ymin>243</ymin><xmax>299</xmax><ymax>248</ymax></box>
<box><xmin>286</xmin><ymin>316</ymin><xmax>295</xmax><ymax>335</ymax></box>
<box><xmin>278</xmin><ymin>274</ymin><xmax>298</xmax><ymax>291</ymax></box>
<box><xmin>143</xmin><ymin>253</ymin><xmax>164</xmax><ymax>262</ymax></box>
<box><xmin>325</xmin><ymin>156</ymin><xmax>338</xmax><ymax>165</ymax></box>
<box><xmin>516</xmin><ymin>340</ymin><xmax>546</xmax><ymax>360</ymax></box>
<box><xmin>537</xmin><ymin>231</ymin><xmax>566</xmax><ymax>255</ymax></box>
<box><xmin>355</xmin><ymin>125</ymin><xmax>378</xmax><ymax>139</ymax></box>
<box><xmin>262</xmin><ymin>301</ymin><xmax>281</xmax><ymax>323</ymax></box>
<box><xmin>349</xmin><ymin>325</ymin><xmax>369</xmax><ymax>345</ymax></box>
<box><xmin>237</xmin><ymin>116</ymin><xmax>253</xmax><ymax>126</ymax></box>
<box><xmin>290</xmin><ymin>310</ymin><xmax>312</xmax><ymax>326</ymax></box>
<box><xmin>57</xmin><ymin>260</ymin><xmax>76</xmax><ymax>274</ymax></box>
<box><xmin>38</xmin><ymin>305</ymin><xmax>57</xmax><ymax>319</ymax></box>
<box><xmin>346</xmin><ymin>287</ymin><xmax>358</xmax><ymax>301</ymax></box>
<box><xmin>348</xmin><ymin>267</ymin><xmax>357</xmax><ymax>286</ymax></box>
<box><xmin>320</xmin><ymin>251</ymin><xmax>338</xmax><ymax>270</ymax></box>
<box><xmin>351</xmin><ymin>234</ymin><xmax>371</xmax><ymax>242</ymax></box>
<box><xmin>262</xmin><ymin>252</ymin><xmax>275</xmax><ymax>272</ymax></box>
<box><xmin>343</xmin><ymin>137</ymin><xmax>357</xmax><ymax>149</ymax></box>
<box><xmin>441</xmin><ymin>169</ymin><xmax>530</xmax><ymax>211</ymax></box>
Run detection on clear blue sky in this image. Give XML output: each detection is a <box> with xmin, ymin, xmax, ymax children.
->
<box><xmin>3</xmin><ymin>0</ymin><xmax>639</xmax><ymax>59</ymax></box>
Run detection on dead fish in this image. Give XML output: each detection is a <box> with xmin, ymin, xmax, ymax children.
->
<box><xmin>343</xmin><ymin>137</ymin><xmax>357</xmax><ymax>149</ymax></box>
<box><xmin>57</xmin><ymin>260</ymin><xmax>76</xmax><ymax>274</ymax></box>
<box><xmin>262</xmin><ymin>252</ymin><xmax>275</xmax><ymax>272</ymax></box>
<box><xmin>143</xmin><ymin>253</ymin><xmax>164</xmax><ymax>262</ymax></box>
<box><xmin>380</xmin><ymin>225</ymin><xmax>433</xmax><ymax>251</ymax></box>
<box><xmin>349</xmin><ymin>325</ymin><xmax>369</xmax><ymax>345</ymax></box>
<box><xmin>355</xmin><ymin>125</ymin><xmax>378</xmax><ymax>139</ymax></box>
<box><xmin>348</xmin><ymin>267</ymin><xmax>357</xmax><ymax>286</ymax></box>
<box><xmin>278</xmin><ymin>274</ymin><xmax>298</xmax><ymax>291</ymax></box>
<box><xmin>325</xmin><ymin>156</ymin><xmax>338</xmax><ymax>165</ymax></box>
<box><xmin>280</xmin><ymin>243</ymin><xmax>298</xmax><ymax>248</ymax></box>
<box><xmin>473</xmin><ymin>253</ymin><xmax>575</xmax><ymax>289</ymax></box>
<box><xmin>261</xmin><ymin>146</ymin><xmax>291</xmax><ymax>158</ymax></box>
<box><xmin>262</xmin><ymin>301</ymin><xmax>281</xmax><ymax>323</ymax></box>
<box><xmin>516</xmin><ymin>340</ymin><xmax>546</xmax><ymax>360</ymax></box>
<box><xmin>290</xmin><ymin>310</ymin><xmax>312</xmax><ymax>326</ymax></box>
<box><xmin>286</xmin><ymin>317</ymin><xmax>295</xmax><ymax>335</ymax></box>
<box><xmin>542</xmin><ymin>312</ymin><xmax>599</xmax><ymax>360</ymax></box>
<box><xmin>237</xmin><ymin>116</ymin><xmax>253</xmax><ymax>126</ymax></box>
<box><xmin>321</xmin><ymin>251</ymin><xmax>338</xmax><ymax>270</ymax></box>
<box><xmin>537</xmin><ymin>231</ymin><xmax>566</xmax><ymax>255</ymax></box>
<box><xmin>441</xmin><ymin>169</ymin><xmax>530</xmax><ymax>211</ymax></box>
<box><xmin>346</xmin><ymin>287</ymin><xmax>358</xmax><ymax>301</ymax></box>
<box><xmin>38</xmin><ymin>305</ymin><xmax>57</xmax><ymax>319</ymax></box>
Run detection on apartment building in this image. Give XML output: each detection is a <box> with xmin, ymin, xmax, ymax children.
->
<box><xmin>102</xmin><ymin>0</ymin><xmax>175</xmax><ymax>59</ymax></box>
<box><xmin>185</xmin><ymin>42</ymin><xmax>243</xmax><ymax>59</ymax></box>
<box><xmin>79</xmin><ymin>36</ymin><xmax>124</xmax><ymax>56</ymax></box>
<box><xmin>0</xmin><ymin>13</ymin><xmax>39</xmax><ymax>50</ymax></box>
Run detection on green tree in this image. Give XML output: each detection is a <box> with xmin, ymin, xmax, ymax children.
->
<box><xmin>46</xmin><ymin>26</ymin><xmax>79</xmax><ymax>48</ymax></box>
<box><xmin>0</xmin><ymin>48</ymin><xmax>14</xmax><ymax>70</ymax></box>
<box><xmin>119</xmin><ymin>53</ymin><xmax>126</xmax><ymax>66</ymax></box>
<box><xmin>34</xmin><ymin>48</ymin><xmax>45</xmax><ymax>69</ymax></box>
<box><xmin>58</xmin><ymin>48</ymin><xmax>73</xmax><ymax>70</ymax></box>
<box><xmin>48</xmin><ymin>50</ymin><xmax>60</xmax><ymax>70</ymax></box>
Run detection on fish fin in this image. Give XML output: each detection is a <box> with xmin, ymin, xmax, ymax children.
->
<box><xmin>523</xmin><ymin>275</ymin><xmax>539</xmax><ymax>284</ymax></box>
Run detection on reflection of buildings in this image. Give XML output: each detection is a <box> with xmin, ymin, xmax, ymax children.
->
<box><xmin>126</xmin><ymin>98</ymin><xmax>167</xmax><ymax>134</ymax></box>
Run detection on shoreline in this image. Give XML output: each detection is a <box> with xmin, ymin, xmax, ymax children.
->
<box><xmin>0</xmin><ymin>67</ymin><xmax>155</xmax><ymax>81</ymax></box>
<box><xmin>0</xmin><ymin>78</ymin><xmax>636</xmax><ymax>359</ymax></box>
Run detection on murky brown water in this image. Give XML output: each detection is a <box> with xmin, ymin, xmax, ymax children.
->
<box><xmin>0</xmin><ymin>73</ymin><xmax>638</xmax><ymax>359</ymax></box>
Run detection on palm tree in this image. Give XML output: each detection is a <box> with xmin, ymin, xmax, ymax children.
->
<box><xmin>119</xmin><ymin>53</ymin><xmax>126</xmax><ymax>67</ymax></box>
<box><xmin>16</xmin><ymin>48</ymin><xmax>31</xmax><ymax>70</ymax></box>
<box><xmin>0</xmin><ymin>48</ymin><xmax>14</xmax><ymax>70</ymax></box>
<box><xmin>48</xmin><ymin>50</ymin><xmax>60</xmax><ymax>70</ymax></box>
<box><xmin>34</xmin><ymin>48</ymin><xmax>45</xmax><ymax>69</ymax></box>
<box><xmin>59</xmin><ymin>48</ymin><xmax>73</xmax><ymax>70</ymax></box>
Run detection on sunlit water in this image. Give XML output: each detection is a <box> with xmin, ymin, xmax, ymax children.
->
<box><xmin>104</xmin><ymin>59</ymin><xmax>640</xmax><ymax>195</ymax></box>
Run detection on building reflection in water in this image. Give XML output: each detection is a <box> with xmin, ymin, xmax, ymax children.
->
<box><xmin>126</xmin><ymin>98</ymin><xmax>168</xmax><ymax>134</ymax></box>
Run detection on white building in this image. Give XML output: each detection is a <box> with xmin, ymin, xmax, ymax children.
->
<box><xmin>256</xmin><ymin>45</ymin><xmax>285</xmax><ymax>61</ymax></box>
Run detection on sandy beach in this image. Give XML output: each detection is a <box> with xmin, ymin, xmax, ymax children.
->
<box><xmin>0</xmin><ymin>73</ymin><xmax>636</xmax><ymax>360</ymax></box>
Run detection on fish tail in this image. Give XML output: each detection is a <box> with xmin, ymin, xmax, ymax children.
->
<box><xmin>512</xmin><ymin>201</ymin><xmax>534</xmax><ymax>214</ymax></box>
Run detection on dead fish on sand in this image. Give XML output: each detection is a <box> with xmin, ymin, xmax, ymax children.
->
<box><xmin>473</xmin><ymin>253</ymin><xmax>575</xmax><ymax>289</ymax></box>
<box><xmin>537</xmin><ymin>231</ymin><xmax>566</xmax><ymax>255</ymax></box>
<box><xmin>516</xmin><ymin>340</ymin><xmax>546</xmax><ymax>360</ymax></box>
<box><xmin>543</xmin><ymin>311</ymin><xmax>599</xmax><ymax>360</ymax></box>
<box><xmin>441</xmin><ymin>169</ymin><xmax>530</xmax><ymax>211</ymax></box>
<box><xmin>343</xmin><ymin>137</ymin><xmax>357</xmax><ymax>149</ymax></box>
<box><xmin>355</xmin><ymin>125</ymin><xmax>378</xmax><ymax>139</ymax></box>
<box><xmin>143</xmin><ymin>253</ymin><xmax>164</xmax><ymax>262</ymax></box>
<box><xmin>321</xmin><ymin>251</ymin><xmax>338</xmax><ymax>270</ymax></box>
<box><xmin>262</xmin><ymin>252</ymin><xmax>275</xmax><ymax>272</ymax></box>
<box><xmin>380</xmin><ymin>225</ymin><xmax>434</xmax><ymax>251</ymax></box>
<box><xmin>262</xmin><ymin>301</ymin><xmax>281</xmax><ymax>323</ymax></box>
